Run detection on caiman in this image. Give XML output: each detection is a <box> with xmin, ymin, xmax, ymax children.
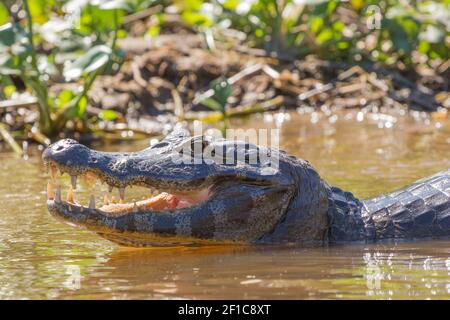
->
<box><xmin>42</xmin><ymin>128</ymin><xmax>450</xmax><ymax>247</ymax></box>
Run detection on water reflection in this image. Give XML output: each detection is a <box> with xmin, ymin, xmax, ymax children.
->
<box><xmin>0</xmin><ymin>109</ymin><xmax>449</xmax><ymax>299</ymax></box>
<box><xmin>59</xmin><ymin>241</ymin><xmax>450</xmax><ymax>299</ymax></box>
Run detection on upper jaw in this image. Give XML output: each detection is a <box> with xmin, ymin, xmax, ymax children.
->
<box><xmin>43</xmin><ymin>147</ymin><xmax>211</xmax><ymax>192</ymax></box>
<box><xmin>46</xmin><ymin>199</ymin><xmax>239</xmax><ymax>247</ymax></box>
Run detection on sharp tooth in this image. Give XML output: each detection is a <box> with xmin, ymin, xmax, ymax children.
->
<box><xmin>103</xmin><ymin>194</ymin><xmax>109</xmax><ymax>206</ymax></box>
<box><xmin>55</xmin><ymin>186</ymin><xmax>61</xmax><ymax>202</ymax></box>
<box><xmin>71</xmin><ymin>175</ymin><xmax>77</xmax><ymax>189</ymax></box>
<box><xmin>89</xmin><ymin>195</ymin><xmax>95</xmax><ymax>209</ymax></box>
<box><xmin>51</xmin><ymin>166</ymin><xmax>59</xmax><ymax>181</ymax></box>
<box><xmin>67</xmin><ymin>187</ymin><xmax>75</xmax><ymax>203</ymax></box>
<box><xmin>119</xmin><ymin>187</ymin><xmax>125</xmax><ymax>202</ymax></box>
<box><xmin>111</xmin><ymin>196</ymin><xmax>117</xmax><ymax>204</ymax></box>
<box><xmin>47</xmin><ymin>182</ymin><xmax>55</xmax><ymax>200</ymax></box>
<box><xmin>108</xmin><ymin>185</ymin><xmax>113</xmax><ymax>193</ymax></box>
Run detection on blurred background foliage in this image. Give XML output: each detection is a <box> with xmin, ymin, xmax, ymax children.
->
<box><xmin>0</xmin><ymin>0</ymin><xmax>448</xmax><ymax>139</ymax></box>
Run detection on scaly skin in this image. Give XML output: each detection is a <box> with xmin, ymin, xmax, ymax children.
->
<box><xmin>42</xmin><ymin>128</ymin><xmax>450</xmax><ymax>246</ymax></box>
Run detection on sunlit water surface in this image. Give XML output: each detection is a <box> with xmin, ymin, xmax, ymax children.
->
<box><xmin>1</xmin><ymin>110</ymin><xmax>450</xmax><ymax>299</ymax></box>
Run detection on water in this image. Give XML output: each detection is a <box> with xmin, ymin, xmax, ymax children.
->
<box><xmin>0</xmin><ymin>109</ymin><xmax>449</xmax><ymax>299</ymax></box>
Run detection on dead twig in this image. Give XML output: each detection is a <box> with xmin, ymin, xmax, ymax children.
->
<box><xmin>186</xmin><ymin>96</ymin><xmax>284</xmax><ymax>121</ymax></box>
<box><xmin>171</xmin><ymin>89</ymin><xmax>184</xmax><ymax>119</ymax></box>
<box><xmin>122</xmin><ymin>5</ymin><xmax>163</xmax><ymax>25</ymax></box>
<box><xmin>262</xmin><ymin>65</ymin><xmax>280</xmax><ymax>79</ymax></box>
<box><xmin>367</xmin><ymin>73</ymin><xmax>389</xmax><ymax>92</ymax></box>
<box><xmin>337</xmin><ymin>65</ymin><xmax>365</xmax><ymax>81</ymax></box>
<box><xmin>228</xmin><ymin>63</ymin><xmax>264</xmax><ymax>84</ymax></box>
<box><xmin>131</xmin><ymin>58</ymin><xmax>148</xmax><ymax>88</ymax></box>
<box><xmin>0</xmin><ymin>97</ymin><xmax>38</xmax><ymax>109</ymax></box>
<box><xmin>30</xmin><ymin>128</ymin><xmax>51</xmax><ymax>146</ymax></box>
<box><xmin>337</xmin><ymin>82</ymin><xmax>366</xmax><ymax>95</ymax></box>
<box><xmin>0</xmin><ymin>123</ymin><xmax>23</xmax><ymax>155</ymax></box>
<box><xmin>298</xmin><ymin>83</ymin><xmax>334</xmax><ymax>101</ymax></box>
<box><xmin>193</xmin><ymin>63</ymin><xmax>264</xmax><ymax>104</ymax></box>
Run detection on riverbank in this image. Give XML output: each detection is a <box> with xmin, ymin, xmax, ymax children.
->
<box><xmin>2</xmin><ymin>34</ymin><xmax>449</xmax><ymax>150</ymax></box>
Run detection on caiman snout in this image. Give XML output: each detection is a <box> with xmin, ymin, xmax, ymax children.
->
<box><xmin>42</xmin><ymin>139</ymin><xmax>91</xmax><ymax>170</ymax></box>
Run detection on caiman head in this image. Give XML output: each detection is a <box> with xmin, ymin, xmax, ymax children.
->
<box><xmin>43</xmin><ymin>128</ymin><xmax>330</xmax><ymax>247</ymax></box>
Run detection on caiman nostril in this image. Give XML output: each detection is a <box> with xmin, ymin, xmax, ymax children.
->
<box><xmin>42</xmin><ymin>139</ymin><xmax>90</xmax><ymax>168</ymax></box>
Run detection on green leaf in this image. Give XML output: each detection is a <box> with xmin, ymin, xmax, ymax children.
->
<box><xmin>177</xmin><ymin>0</ymin><xmax>204</xmax><ymax>11</ymax></box>
<box><xmin>182</xmin><ymin>11</ymin><xmax>213</xmax><ymax>27</ymax></box>
<box><xmin>384</xmin><ymin>19</ymin><xmax>413</xmax><ymax>54</ymax></box>
<box><xmin>0</xmin><ymin>3</ymin><xmax>8</xmax><ymax>25</ymax></box>
<box><xmin>201</xmin><ymin>97</ymin><xmax>224</xmax><ymax>112</ymax></box>
<box><xmin>297</xmin><ymin>0</ymin><xmax>330</xmax><ymax>4</ymax></box>
<box><xmin>210</xmin><ymin>78</ymin><xmax>231</xmax><ymax>109</ymax></box>
<box><xmin>0</xmin><ymin>54</ymin><xmax>20</xmax><ymax>75</ymax></box>
<box><xmin>326</xmin><ymin>0</ymin><xmax>339</xmax><ymax>15</ymax></box>
<box><xmin>418</xmin><ymin>40</ymin><xmax>430</xmax><ymax>54</ymax></box>
<box><xmin>310</xmin><ymin>16</ymin><xmax>324</xmax><ymax>34</ymax></box>
<box><xmin>75</xmin><ymin>96</ymin><xmax>88</xmax><ymax>118</ymax></box>
<box><xmin>146</xmin><ymin>25</ymin><xmax>160</xmax><ymax>38</ymax></box>
<box><xmin>336</xmin><ymin>41</ymin><xmax>350</xmax><ymax>50</ymax></box>
<box><xmin>117</xmin><ymin>29</ymin><xmax>128</xmax><ymax>39</ymax></box>
<box><xmin>99</xmin><ymin>110</ymin><xmax>118</xmax><ymax>121</ymax></box>
<box><xmin>63</xmin><ymin>45</ymin><xmax>112</xmax><ymax>80</ymax></box>
<box><xmin>65</xmin><ymin>95</ymin><xmax>88</xmax><ymax>119</ymax></box>
<box><xmin>350</xmin><ymin>0</ymin><xmax>364</xmax><ymax>10</ymax></box>
<box><xmin>29</xmin><ymin>0</ymin><xmax>54</xmax><ymax>24</ymax></box>
<box><xmin>3</xmin><ymin>84</ymin><xmax>16</xmax><ymax>98</ymax></box>
<box><xmin>0</xmin><ymin>23</ymin><xmax>25</xmax><ymax>49</ymax></box>
<box><xmin>316</xmin><ymin>28</ymin><xmax>333</xmax><ymax>44</ymax></box>
<box><xmin>57</xmin><ymin>89</ymin><xmax>74</xmax><ymax>108</ymax></box>
<box><xmin>223</xmin><ymin>0</ymin><xmax>239</xmax><ymax>10</ymax></box>
<box><xmin>77</xmin><ymin>5</ymin><xmax>125</xmax><ymax>36</ymax></box>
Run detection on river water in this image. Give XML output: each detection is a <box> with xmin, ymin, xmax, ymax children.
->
<box><xmin>0</xmin><ymin>109</ymin><xmax>449</xmax><ymax>299</ymax></box>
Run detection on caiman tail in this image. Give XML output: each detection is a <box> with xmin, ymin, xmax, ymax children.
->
<box><xmin>328</xmin><ymin>169</ymin><xmax>450</xmax><ymax>242</ymax></box>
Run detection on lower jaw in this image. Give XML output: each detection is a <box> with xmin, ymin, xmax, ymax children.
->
<box><xmin>47</xmin><ymin>200</ymin><xmax>247</xmax><ymax>247</ymax></box>
<box><xmin>95</xmin><ymin>230</ymin><xmax>241</xmax><ymax>247</ymax></box>
<box><xmin>46</xmin><ymin>180</ymin><xmax>211</xmax><ymax>216</ymax></box>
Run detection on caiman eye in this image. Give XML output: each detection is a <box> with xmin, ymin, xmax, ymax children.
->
<box><xmin>178</xmin><ymin>136</ymin><xmax>209</xmax><ymax>158</ymax></box>
<box><xmin>190</xmin><ymin>138</ymin><xmax>209</xmax><ymax>158</ymax></box>
<box><xmin>152</xmin><ymin>141</ymin><xmax>169</xmax><ymax>149</ymax></box>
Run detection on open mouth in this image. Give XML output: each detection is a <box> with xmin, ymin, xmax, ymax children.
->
<box><xmin>45</xmin><ymin>162</ymin><xmax>211</xmax><ymax>217</ymax></box>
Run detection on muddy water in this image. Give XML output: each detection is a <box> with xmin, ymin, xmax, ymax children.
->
<box><xmin>1</xmin><ymin>109</ymin><xmax>450</xmax><ymax>299</ymax></box>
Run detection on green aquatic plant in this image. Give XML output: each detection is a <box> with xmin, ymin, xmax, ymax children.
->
<box><xmin>200</xmin><ymin>77</ymin><xmax>232</xmax><ymax>132</ymax></box>
<box><xmin>0</xmin><ymin>0</ymin><xmax>129</xmax><ymax>137</ymax></box>
<box><xmin>176</xmin><ymin>0</ymin><xmax>449</xmax><ymax>66</ymax></box>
